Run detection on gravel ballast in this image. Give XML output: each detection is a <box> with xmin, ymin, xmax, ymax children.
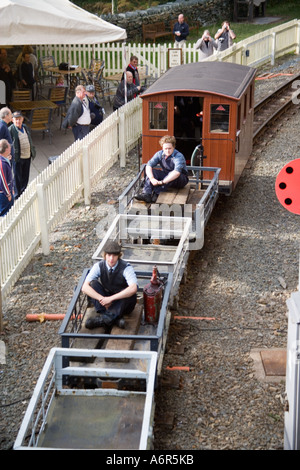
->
<box><xmin>1</xmin><ymin>55</ymin><xmax>300</xmax><ymax>451</ymax></box>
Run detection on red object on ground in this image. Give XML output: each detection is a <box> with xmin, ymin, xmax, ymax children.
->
<box><xmin>275</xmin><ymin>158</ymin><xmax>300</xmax><ymax>215</ymax></box>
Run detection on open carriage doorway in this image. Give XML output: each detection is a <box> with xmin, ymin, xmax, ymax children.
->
<box><xmin>174</xmin><ymin>96</ymin><xmax>204</xmax><ymax>163</ymax></box>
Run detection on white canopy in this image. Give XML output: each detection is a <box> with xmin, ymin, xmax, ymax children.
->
<box><xmin>0</xmin><ymin>0</ymin><xmax>127</xmax><ymax>45</ymax></box>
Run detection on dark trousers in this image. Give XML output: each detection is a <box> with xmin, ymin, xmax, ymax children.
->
<box><xmin>0</xmin><ymin>193</ymin><xmax>14</xmax><ymax>217</ymax></box>
<box><xmin>72</xmin><ymin>124</ymin><xmax>90</xmax><ymax>141</ymax></box>
<box><xmin>144</xmin><ymin>169</ymin><xmax>189</xmax><ymax>195</ymax></box>
<box><xmin>89</xmin><ymin>279</ymin><xmax>137</xmax><ymax>323</ymax></box>
<box><xmin>15</xmin><ymin>158</ymin><xmax>31</xmax><ymax>197</ymax></box>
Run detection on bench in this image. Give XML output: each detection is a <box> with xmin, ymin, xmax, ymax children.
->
<box><xmin>142</xmin><ymin>22</ymin><xmax>172</xmax><ymax>43</ymax></box>
<box><xmin>156</xmin><ymin>184</ymin><xmax>191</xmax><ymax>205</ymax></box>
<box><xmin>105</xmin><ymin>304</ymin><xmax>143</xmax><ymax>362</ymax></box>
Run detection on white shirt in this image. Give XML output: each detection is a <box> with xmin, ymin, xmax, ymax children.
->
<box><xmin>85</xmin><ymin>260</ymin><xmax>138</xmax><ymax>287</ymax></box>
<box><xmin>77</xmin><ymin>98</ymin><xmax>91</xmax><ymax>125</ymax></box>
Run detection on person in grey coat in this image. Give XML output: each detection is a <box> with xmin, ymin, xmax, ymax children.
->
<box><xmin>112</xmin><ymin>71</ymin><xmax>142</xmax><ymax>111</ymax></box>
<box><xmin>195</xmin><ymin>30</ymin><xmax>218</xmax><ymax>61</ymax></box>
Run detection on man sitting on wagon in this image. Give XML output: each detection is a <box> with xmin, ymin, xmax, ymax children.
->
<box><xmin>135</xmin><ymin>135</ymin><xmax>189</xmax><ymax>203</ymax></box>
<box><xmin>82</xmin><ymin>241</ymin><xmax>138</xmax><ymax>329</ymax></box>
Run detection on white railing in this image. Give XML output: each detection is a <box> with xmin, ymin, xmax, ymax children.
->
<box><xmin>36</xmin><ymin>19</ymin><xmax>300</xmax><ymax>77</ymax></box>
<box><xmin>0</xmin><ymin>98</ymin><xmax>142</xmax><ymax>304</ymax></box>
<box><xmin>1</xmin><ymin>19</ymin><xmax>300</xmax><ymax>314</ymax></box>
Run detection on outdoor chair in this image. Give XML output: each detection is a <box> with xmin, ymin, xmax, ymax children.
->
<box><xmin>28</xmin><ymin>107</ymin><xmax>53</xmax><ymax>144</ymax></box>
<box><xmin>48</xmin><ymin>86</ymin><xmax>68</xmax><ymax>114</ymax></box>
<box><xmin>12</xmin><ymin>89</ymin><xmax>32</xmax><ymax>101</ymax></box>
<box><xmin>80</xmin><ymin>68</ymin><xmax>92</xmax><ymax>87</ymax></box>
<box><xmin>89</xmin><ymin>59</ymin><xmax>105</xmax><ymax>79</ymax></box>
<box><xmin>38</xmin><ymin>56</ymin><xmax>57</xmax><ymax>85</ymax></box>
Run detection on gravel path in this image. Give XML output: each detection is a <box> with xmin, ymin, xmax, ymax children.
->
<box><xmin>1</xmin><ymin>55</ymin><xmax>300</xmax><ymax>451</ymax></box>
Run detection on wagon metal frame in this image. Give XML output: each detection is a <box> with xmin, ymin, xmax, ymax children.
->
<box><xmin>14</xmin><ymin>348</ymin><xmax>157</xmax><ymax>450</ymax></box>
<box><xmin>59</xmin><ymin>269</ymin><xmax>173</xmax><ymax>375</ymax></box>
<box><xmin>118</xmin><ymin>164</ymin><xmax>220</xmax><ymax>250</ymax></box>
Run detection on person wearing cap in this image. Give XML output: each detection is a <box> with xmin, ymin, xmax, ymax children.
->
<box><xmin>0</xmin><ymin>139</ymin><xmax>14</xmax><ymax>216</ymax></box>
<box><xmin>82</xmin><ymin>240</ymin><xmax>138</xmax><ymax>329</ymax></box>
<box><xmin>9</xmin><ymin>111</ymin><xmax>36</xmax><ymax>197</ymax></box>
<box><xmin>85</xmin><ymin>84</ymin><xmax>104</xmax><ymax>128</ymax></box>
<box><xmin>62</xmin><ymin>85</ymin><xmax>91</xmax><ymax>141</ymax></box>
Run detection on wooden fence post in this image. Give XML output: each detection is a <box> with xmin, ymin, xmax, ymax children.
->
<box><xmin>82</xmin><ymin>145</ymin><xmax>91</xmax><ymax>206</ymax></box>
<box><xmin>36</xmin><ymin>183</ymin><xmax>50</xmax><ymax>256</ymax></box>
<box><xmin>0</xmin><ymin>287</ymin><xmax>3</xmax><ymax>333</ymax></box>
<box><xmin>119</xmin><ymin>109</ymin><xmax>126</xmax><ymax>167</ymax></box>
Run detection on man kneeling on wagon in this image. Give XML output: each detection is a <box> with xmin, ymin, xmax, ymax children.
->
<box><xmin>135</xmin><ymin>135</ymin><xmax>189</xmax><ymax>203</ymax></box>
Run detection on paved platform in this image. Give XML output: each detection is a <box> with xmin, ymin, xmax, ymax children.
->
<box><xmin>28</xmin><ymin>100</ymin><xmax>114</xmax><ymax>184</ymax></box>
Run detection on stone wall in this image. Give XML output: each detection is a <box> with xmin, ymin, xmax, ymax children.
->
<box><xmin>101</xmin><ymin>0</ymin><xmax>232</xmax><ymax>43</ymax></box>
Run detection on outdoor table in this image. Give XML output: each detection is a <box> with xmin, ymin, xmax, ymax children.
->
<box><xmin>10</xmin><ymin>100</ymin><xmax>58</xmax><ymax>112</ymax></box>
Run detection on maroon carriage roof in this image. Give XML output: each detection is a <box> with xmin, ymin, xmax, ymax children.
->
<box><xmin>141</xmin><ymin>62</ymin><xmax>256</xmax><ymax>100</ymax></box>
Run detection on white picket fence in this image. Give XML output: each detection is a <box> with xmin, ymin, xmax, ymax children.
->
<box><xmin>0</xmin><ymin>98</ymin><xmax>142</xmax><ymax>305</ymax></box>
<box><xmin>36</xmin><ymin>19</ymin><xmax>300</xmax><ymax>77</ymax></box>
<box><xmin>1</xmin><ymin>19</ymin><xmax>300</xmax><ymax>315</ymax></box>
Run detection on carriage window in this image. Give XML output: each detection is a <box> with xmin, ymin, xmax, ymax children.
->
<box><xmin>149</xmin><ymin>102</ymin><xmax>168</xmax><ymax>130</ymax></box>
<box><xmin>210</xmin><ymin>104</ymin><xmax>230</xmax><ymax>133</ymax></box>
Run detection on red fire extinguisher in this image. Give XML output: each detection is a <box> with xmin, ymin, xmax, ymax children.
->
<box><xmin>143</xmin><ymin>266</ymin><xmax>164</xmax><ymax>324</ymax></box>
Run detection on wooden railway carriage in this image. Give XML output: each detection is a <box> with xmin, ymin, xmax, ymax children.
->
<box><xmin>141</xmin><ymin>62</ymin><xmax>256</xmax><ymax>194</ymax></box>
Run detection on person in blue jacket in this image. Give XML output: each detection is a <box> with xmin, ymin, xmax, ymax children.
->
<box><xmin>0</xmin><ymin>139</ymin><xmax>14</xmax><ymax>216</ymax></box>
<box><xmin>135</xmin><ymin>135</ymin><xmax>189</xmax><ymax>203</ymax></box>
<box><xmin>85</xmin><ymin>84</ymin><xmax>104</xmax><ymax>128</ymax></box>
<box><xmin>173</xmin><ymin>14</ymin><xmax>189</xmax><ymax>47</ymax></box>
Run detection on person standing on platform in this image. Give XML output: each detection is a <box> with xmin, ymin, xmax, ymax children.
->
<box><xmin>85</xmin><ymin>84</ymin><xmax>104</xmax><ymax>128</ymax></box>
<box><xmin>19</xmin><ymin>52</ymin><xmax>36</xmax><ymax>99</ymax></box>
<box><xmin>112</xmin><ymin>71</ymin><xmax>143</xmax><ymax>111</ymax></box>
<box><xmin>62</xmin><ymin>85</ymin><xmax>91</xmax><ymax>141</ymax></box>
<box><xmin>126</xmin><ymin>55</ymin><xmax>140</xmax><ymax>86</ymax></box>
<box><xmin>0</xmin><ymin>139</ymin><xmax>14</xmax><ymax>216</ymax></box>
<box><xmin>9</xmin><ymin>111</ymin><xmax>36</xmax><ymax>197</ymax></box>
<box><xmin>215</xmin><ymin>21</ymin><xmax>236</xmax><ymax>51</ymax></box>
<box><xmin>173</xmin><ymin>13</ymin><xmax>189</xmax><ymax>48</ymax></box>
<box><xmin>195</xmin><ymin>30</ymin><xmax>217</xmax><ymax>60</ymax></box>
<box><xmin>0</xmin><ymin>107</ymin><xmax>17</xmax><ymax>196</ymax></box>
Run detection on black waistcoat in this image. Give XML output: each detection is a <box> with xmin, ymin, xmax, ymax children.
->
<box><xmin>98</xmin><ymin>259</ymin><xmax>129</xmax><ymax>295</ymax></box>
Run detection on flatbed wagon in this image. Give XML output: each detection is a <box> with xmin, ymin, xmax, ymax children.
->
<box><xmin>13</xmin><ymin>348</ymin><xmax>157</xmax><ymax>450</ymax></box>
<box><xmin>118</xmin><ymin>164</ymin><xmax>220</xmax><ymax>250</ymax></box>
<box><xmin>92</xmin><ymin>213</ymin><xmax>191</xmax><ymax>305</ymax></box>
<box><xmin>59</xmin><ymin>268</ymin><xmax>173</xmax><ymax>376</ymax></box>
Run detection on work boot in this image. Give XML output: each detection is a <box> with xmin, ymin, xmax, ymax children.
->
<box><xmin>115</xmin><ymin>317</ymin><xmax>125</xmax><ymax>329</ymax></box>
<box><xmin>134</xmin><ymin>192</ymin><xmax>152</xmax><ymax>203</ymax></box>
<box><xmin>151</xmin><ymin>193</ymin><xmax>158</xmax><ymax>203</ymax></box>
<box><xmin>85</xmin><ymin>315</ymin><xmax>105</xmax><ymax>329</ymax></box>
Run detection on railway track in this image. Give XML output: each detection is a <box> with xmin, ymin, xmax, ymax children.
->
<box><xmin>253</xmin><ymin>71</ymin><xmax>300</xmax><ymax>142</ymax></box>
<box><xmin>153</xmin><ymin>69</ymin><xmax>300</xmax><ymax>449</ymax></box>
